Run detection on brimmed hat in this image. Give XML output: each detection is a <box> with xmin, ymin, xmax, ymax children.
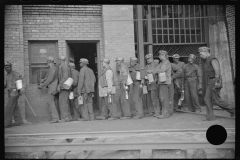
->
<box><xmin>4</xmin><ymin>61</ymin><xmax>12</xmax><ymax>67</ymax></box>
<box><xmin>159</xmin><ymin>50</ymin><xmax>168</xmax><ymax>55</ymax></box>
<box><xmin>47</xmin><ymin>56</ymin><xmax>54</xmax><ymax>62</ymax></box>
<box><xmin>101</xmin><ymin>58</ymin><xmax>110</xmax><ymax>64</ymax></box>
<box><xmin>79</xmin><ymin>58</ymin><xmax>89</xmax><ymax>64</ymax></box>
<box><xmin>115</xmin><ymin>57</ymin><xmax>124</xmax><ymax>62</ymax></box>
<box><xmin>145</xmin><ymin>54</ymin><xmax>153</xmax><ymax>59</ymax></box>
<box><xmin>172</xmin><ymin>54</ymin><xmax>180</xmax><ymax>59</ymax></box>
<box><xmin>130</xmin><ymin>57</ymin><xmax>138</xmax><ymax>61</ymax></box>
<box><xmin>58</xmin><ymin>55</ymin><xmax>66</xmax><ymax>60</ymax></box>
<box><xmin>198</xmin><ymin>46</ymin><xmax>210</xmax><ymax>52</ymax></box>
<box><xmin>188</xmin><ymin>54</ymin><xmax>196</xmax><ymax>61</ymax></box>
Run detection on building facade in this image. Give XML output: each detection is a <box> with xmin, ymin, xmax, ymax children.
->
<box><xmin>4</xmin><ymin>5</ymin><xmax>235</xmax><ymax>121</ymax></box>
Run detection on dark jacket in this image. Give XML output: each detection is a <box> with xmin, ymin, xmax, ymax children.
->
<box><xmin>144</xmin><ymin>61</ymin><xmax>159</xmax><ymax>91</ymax></box>
<box><xmin>58</xmin><ymin>63</ymin><xmax>70</xmax><ymax>90</ymax></box>
<box><xmin>70</xmin><ymin>68</ymin><xmax>79</xmax><ymax>97</ymax></box>
<box><xmin>129</xmin><ymin>63</ymin><xmax>145</xmax><ymax>83</ymax></box>
<box><xmin>42</xmin><ymin>65</ymin><xmax>58</xmax><ymax>95</ymax></box>
<box><xmin>78</xmin><ymin>66</ymin><xmax>96</xmax><ymax>94</ymax></box>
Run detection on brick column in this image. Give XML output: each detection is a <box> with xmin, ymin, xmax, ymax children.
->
<box><xmin>102</xmin><ymin>5</ymin><xmax>135</xmax><ymax>71</ymax></box>
<box><xmin>4</xmin><ymin>5</ymin><xmax>26</xmax><ymax>121</ymax></box>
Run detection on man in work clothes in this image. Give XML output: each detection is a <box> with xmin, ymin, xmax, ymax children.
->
<box><xmin>4</xmin><ymin>61</ymin><xmax>25</xmax><ymax>128</ymax></box>
<box><xmin>144</xmin><ymin>54</ymin><xmax>160</xmax><ymax>117</ymax></box>
<box><xmin>147</xmin><ymin>50</ymin><xmax>172</xmax><ymax>119</ymax></box>
<box><xmin>54</xmin><ymin>62</ymin><xmax>61</xmax><ymax>118</ymax></box>
<box><xmin>169</xmin><ymin>62</ymin><xmax>182</xmax><ymax>115</ymax></box>
<box><xmin>198</xmin><ymin>46</ymin><xmax>235</xmax><ymax>121</ymax></box>
<box><xmin>38</xmin><ymin>56</ymin><xmax>60</xmax><ymax>123</ymax></box>
<box><xmin>96</xmin><ymin>58</ymin><xmax>118</xmax><ymax>120</ymax></box>
<box><xmin>57</xmin><ymin>55</ymin><xmax>71</xmax><ymax>122</ymax></box>
<box><xmin>68</xmin><ymin>62</ymin><xmax>81</xmax><ymax>121</ymax></box>
<box><xmin>153</xmin><ymin>54</ymin><xmax>160</xmax><ymax>66</ymax></box>
<box><xmin>172</xmin><ymin>54</ymin><xmax>186</xmax><ymax>109</ymax></box>
<box><xmin>115</xmin><ymin>57</ymin><xmax>132</xmax><ymax>120</ymax></box>
<box><xmin>78</xmin><ymin>58</ymin><xmax>96</xmax><ymax>121</ymax></box>
<box><xmin>182</xmin><ymin>54</ymin><xmax>202</xmax><ymax>113</ymax></box>
<box><xmin>129</xmin><ymin>57</ymin><xmax>145</xmax><ymax>119</ymax></box>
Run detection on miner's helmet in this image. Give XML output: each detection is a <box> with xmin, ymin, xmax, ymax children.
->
<box><xmin>130</xmin><ymin>57</ymin><xmax>138</xmax><ymax>62</ymax></box>
<box><xmin>47</xmin><ymin>56</ymin><xmax>54</xmax><ymax>63</ymax></box>
<box><xmin>198</xmin><ymin>46</ymin><xmax>210</xmax><ymax>53</ymax></box>
<box><xmin>115</xmin><ymin>57</ymin><xmax>124</xmax><ymax>62</ymax></box>
<box><xmin>68</xmin><ymin>62</ymin><xmax>75</xmax><ymax>68</ymax></box>
<box><xmin>172</xmin><ymin>54</ymin><xmax>180</xmax><ymax>59</ymax></box>
<box><xmin>79</xmin><ymin>58</ymin><xmax>89</xmax><ymax>64</ymax></box>
<box><xmin>4</xmin><ymin>61</ymin><xmax>12</xmax><ymax>67</ymax></box>
<box><xmin>101</xmin><ymin>58</ymin><xmax>110</xmax><ymax>64</ymax></box>
<box><xmin>188</xmin><ymin>54</ymin><xmax>196</xmax><ymax>61</ymax></box>
<box><xmin>145</xmin><ymin>54</ymin><xmax>153</xmax><ymax>59</ymax></box>
<box><xmin>58</xmin><ymin>55</ymin><xmax>66</xmax><ymax>60</ymax></box>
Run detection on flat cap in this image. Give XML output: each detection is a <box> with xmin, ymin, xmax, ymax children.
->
<box><xmin>153</xmin><ymin>56</ymin><xmax>160</xmax><ymax>60</ymax></box>
<box><xmin>68</xmin><ymin>62</ymin><xmax>75</xmax><ymax>67</ymax></box>
<box><xmin>79</xmin><ymin>58</ymin><xmax>89</xmax><ymax>64</ymax></box>
<box><xmin>115</xmin><ymin>57</ymin><xmax>124</xmax><ymax>61</ymax></box>
<box><xmin>4</xmin><ymin>61</ymin><xmax>12</xmax><ymax>67</ymax></box>
<box><xmin>188</xmin><ymin>54</ymin><xmax>196</xmax><ymax>60</ymax></box>
<box><xmin>198</xmin><ymin>46</ymin><xmax>210</xmax><ymax>52</ymax></box>
<box><xmin>159</xmin><ymin>50</ymin><xmax>168</xmax><ymax>55</ymax></box>
<box><xmin>172</xmin><ymin>54</ymin><xmax>180</xmax><ymax>59</ymax></box>
<box><xmin>47</xmin><ymin>56</ymin><xmax>54</xmax><ymax>62</ymax></box>
<box><xmin>101</xmin><ymin>58</ymin><xmax>110</xmax><ymax>64</ymax></box>
<box><xmin>130</xmin><ymin>57</ymin><xmax>138</xmax><ymax>61</ymax></box>
<box><xmin>59</xmin><ymin>55</ymin><xmax>66</xmax><ymax>60</ymax></box>
<box><xmin>145</xmin><ymin>54</ymin><xmax>153</xmax><ymax>59</ymax></box>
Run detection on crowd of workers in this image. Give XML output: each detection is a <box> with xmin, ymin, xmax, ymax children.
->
<box><xmin>4</xmin><ymin>46</ymin><xmax>235</xmax><ymax>128</ymax></box>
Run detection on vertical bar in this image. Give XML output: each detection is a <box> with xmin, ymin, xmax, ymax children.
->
<box><xmin>147</xmin><ymin>5</ymin><xmax>153</xmax><ymax>54</ymax></box>
<box><xmin>137</xmin><ymin>5</ymin><xmax>145</xmax><ymax>66</ymax></box>
<box><xmin>203</xmin><ymin>5</ymin><xmax>209</xmax><ymax>45</ymax></box>
<box><xmin>194</xmin><ymin>5</ymin><xmax>197</xmax><ymax>43</ymax></box>
<box><xmin>199</xmin><ymin>5</ymin><xmax>202</xmax><ymax>42</ymax></box>
<box><xmin>178</xmin><ymin>5</ymin><xmax>181</xmax><ymax>43</ymax></box>
<box><xmin>96</xmin><ymin>41</ymin><xmax>100</xmax><ymax>110</ymax></box>
<box><xmin>155</xmin><ymin>5</ymin><xmax>157</xmax><ymax>44</ymax></box>
<box><xmin>167</xmin><ymin>5</ymin><xmax>169</xmax><ymax>44</ymax></box>
<box><xmin>183</xmin><ymin>5</ymin><xmax>186</xmax><ymax>43</ymax></box>
<box><xmin>161</xmin><ymin>5</ymin><xmax>164</xmax><ymax>43</ymax></box>
<box><xmin>189</xmin><ymin>5</ymin><xmax>191</xmax><ymax>43</ymax></box>
<box><xmin>172</xmin><ymin>5</ymin><xmax>175</xmax><ymax>43</ymax></box>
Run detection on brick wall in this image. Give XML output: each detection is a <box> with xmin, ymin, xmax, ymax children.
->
<box><xmin>21</xmin><ymin>5</ymin><xmax>103</xmax><ymax>120</ymax></box>
<box><xmin>226</xmin><ymin>5</ymin><xmax>235</xmax><ymax>78</ymax></box>
<box><xmin>4</xmin><ymin>5</ymin><xmax>26</xmax><ymax>120</ymax></box>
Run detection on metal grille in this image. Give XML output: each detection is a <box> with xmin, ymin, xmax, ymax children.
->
<box><xmin>152</xmin><ymin>44</ymin><xmax>206</xmax><ymax>57</ymax></box>
<box><xmin>150</xmin><ymin>5</ymin><xmax>206</xmax><ymax>44</ymax></box>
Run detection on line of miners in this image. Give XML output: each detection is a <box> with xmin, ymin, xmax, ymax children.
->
<box><xmin>4</xmin><ymin>46</ymin><xmax>235</xmax><ymax>128</ymax></box>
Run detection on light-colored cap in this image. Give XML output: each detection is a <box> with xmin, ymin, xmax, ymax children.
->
<box><xmin>172</xmin><ymin>54</ymin><xmax>180</xmax><ymax>59</ymax></box>
<box><xmin>115</xmin><ymin>57</ymin><xmax>124</xmax><ymax>61</ymax></box>
<box><xmin>188</xmin><ymin>54</ymin><xmax>196</xmax><ymax>60</ymax></box>
<box><xmin>47</xmin><ymin>56</ymin><xmax>54</xmax><ymax>62</ymax></box>
<box><xmin>59</xmin><ymin>55</ymin><xmax>66</xmax><ymax>60</ymax></box>
<box><xmin>159</xmin><ymin>50</ymin><xmax>168</xmax><ymax>55</ymax></box>
<box><xmin>145</xmin><ymin>54</ymin><xmax>153</xmax><ymax>59</ymax></box>
<box><xmin>79</xmin><ymin>58</ymin><xmax>89</xmax><ymax>64</ymax></box>
<box><xmin>198</xmin><ymin>46</ymin><xmax>210</xmax><ymax>52</ymax></box>
<box><xmin>4</xmin><ymin>61</ymin><xmax>12</xmax><ymax>67</ymax></box>
<box><xmin>130</xmin><ymin>57</ymin><xmax>138</xmax><ymax>61</ymax></box>
<box><xmin>101</xmin><ymin>58</ymin><xmax>110</xmax><ymax>64</ymax></box>
<box><xmin>68</xmin><ymin>62</ymin><xmax>75</xmax><ymax>67</ymax></box>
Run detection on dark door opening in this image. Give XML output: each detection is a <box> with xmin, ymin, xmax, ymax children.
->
<box><xmin>67</xmin><ymin>42</ymin><xmax>99</xmax><ymax>111</ymax></box>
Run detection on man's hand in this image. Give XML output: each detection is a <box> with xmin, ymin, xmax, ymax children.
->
<box><xmin>20</xmin><ymin>88</ymin><xmax>25</xmax><ymax>94</ymax></box>
<box><xmin>38</xmin><ymin>84</ymin><xmax>44</xmax><ymax>89</ymax></box>
<box><xmin>107</xmin><ymin>89</ymin><xmax>112</xmax><ymax>95</ymax></box>
<box><xmin>146</xmin><ymin>70</ymin><xmax>153</xmax><ymax>74</ymax></box>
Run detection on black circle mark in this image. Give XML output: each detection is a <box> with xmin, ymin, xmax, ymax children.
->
<box><xmin>206</xmin><ymin>125</ymin><xmax>227</xmax><ymax>145</ymax></box>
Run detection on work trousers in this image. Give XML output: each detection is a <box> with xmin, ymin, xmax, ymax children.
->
<box><xmin>81</xmin><ymin>93</ymin><xmax>94</xmax><ymax>121</ymax></box>
<box><xmin>100</xmin><ymin>95</ymin><xmax>118</xmax><ymax>118</ymax></box>
<box><xmin>5</xmin><ymin>94</ymin><xmax>23</xmax><ymax>127</ymax></box>
<box><xmin>47</xmin><ymin>94</ymin><xmax>60</xmax><ymax>122</ymax></box>
<box><xmin>159</xmin><ymin>84</ymin><xmax>171</xmax><ymax>117</ymax></box>
<box><xmin>54</xmin><ymin>93</ymin><xmax>61</xmax><ymax>119</ymax></box>
<box><xmin>184</xmin><ymin>78</ymin><xmax>201</xmax><ymax>112</ymax></box>
<box><xmin>59</xmin><ymin>90</ymin><xmax>71</xmax><ymax>121</ymax></box>
<box><xmin>169</xmin><ymin>82</ymin><xmax>174</xmax><ymax>114</ymax></box>
<box><xmin>132</xmin><ymin>82</ymin><xmax>144</xmax><ymax>117</ymax></box>
<box><xmin>147</xmin><ymin>89</ymin><xmax>160</xmax><ymax>115</ymax></box>
<box><xmin>169</xmin><ymin>81</ymin><xmax>182</xmax><ymax>114</ymax></box>
<box><xmin>204</xmin><ymin>79</ymin><xmax>235</xmax><ymax>119</ymax></box>
<box><xmin>115</xmin><ymin>84</ymin><xmax>131</xmax><ymax>118</ymax></box>
<box><xmin>69</xmin><ymin>97</ymin><xmax>82</xmax><ymax>120</ymax></box>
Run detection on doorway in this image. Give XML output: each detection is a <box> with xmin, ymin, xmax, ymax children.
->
<box><xmin>66</xmin><ymin>41</ymin><xmax>100</xmax><ymax>111</ymax></box>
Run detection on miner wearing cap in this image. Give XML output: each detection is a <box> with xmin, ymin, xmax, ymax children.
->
<box><xmin>169</xmin><ymin>62</ymin><xmax>182</xmax><ymax>114</ymax></box>
<box><xmin>182</xmin><ymin>54</ymin><xmax>202</xmax><ymax>113</ymax></box>
<box><xmin>153</xmin><ymin>54</ymin><xmax>161</xmax><ymax>66</ymax></box>
<box><xmin>147</xmin><ymin>50</ymin><xmax>171</xmax><ymax>119</ymax></box>
<box><xmin>4</xmin><ymin>61</ymin><xmax>25</xmax><ymax>128</ymax></box>
<box><xmin>129</xmin><ymin>57</ymin><xmax>145</xmax><ymax>119</ymax></box>
<box><xmin>38</xmin><ymin>56</ymin><xmax>60</xmax><ymax>123</ymax></box>
<box><xmin>78</xmin><ymin>58</ymin><xmax>96</xmax><ymax>121</ymax></box>
<box><xmin>57</xmin><ymin>55</ymin><xmax>71</xmax><ymax>122</ymax></box>
<box><xmin>68</xmin><ymin>62</ymin><xmax>81</xmax><ymax>121</ymax></box>
<box><xmin>96</xmin><ymin>58</ymin><xmax>118</xmax><ymax>120</ymax></box>
<box><xmin>143</xmin><ymin>54</ymin><xmax>160</xmax><ymax>117</ymax></box>
<box><xmin>198</xmin><ymin>46</ymin><xmax>235</xmax><ymax>120</ymax></box>
<box><xmin>115</xmin><ymin>57</ymin><xmax>132</xmax><ymax>119</ymax></box>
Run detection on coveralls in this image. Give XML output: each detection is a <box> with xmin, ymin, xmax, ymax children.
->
<box><xmin>53</xmin><ymin>63</ymin><xmax>61</xmax><ymax>118</ymax></box>
<box><xmin>58</xmin><ymin>63</ymin><xmax>71</xmax><ymax>122</ymax></box>
<box><xmin>69</xmin><ymin>67</ymin><xmax>81</xmax><ymax>120</ymax></box>
<box><xmin>144</xmin><ymin>62</ymin><xmax>160</xmax><ymax>116</ymax></box>
<box><xmin>152</xmin><ymin>58</ymin><xmax>172</xmax><ymax>117</ymax></box>
<box><xmin>41</xmin><ymin>65</ymin><xmax>59</xmax><ymax>122</ymax></box>
<box><xmin>182</xmin><ymin>63</ymin><xmax>202</xmax><ymax>112</ymax></box>
<box><xmin>78</xmin><ymin>66</ymin><xmax>96</xmax><ymax>121</ymax></box>
<box><xmin>129</xmin><ymin>63</ymin><xmax>145</xmax><ymax>118</ymax></box>
<box><xmin>5</xmin><ymin>70</ymin><xmax>24</xmax><ymax>127</ymax></box>
<box><xmin>169</xmin><ymin>63</ymin><xmax>182</xmax><ymax>114</ymax></box>
<box><xmin>98</xmin><ymin>66</ymin><xmax>118</xmax><ymax>119</ymax></box>
<box><xmin>203</xmin><ymin>54</ymin><xmax>235</xmax><ymax>120</ymax></box>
